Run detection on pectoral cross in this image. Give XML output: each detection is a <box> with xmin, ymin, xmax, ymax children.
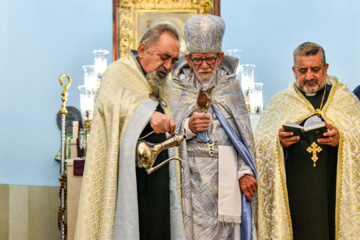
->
<box><xmin>306</xmin><ymin>142</ymin><xmax>323</xmax><ymax>167</ymax></box>
<box><xmin>203</xmin><ymin>139</ymin><xmax>218</xmax><ymax>156</ymax></box>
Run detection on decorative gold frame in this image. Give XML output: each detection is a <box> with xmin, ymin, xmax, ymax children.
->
<box><xmin>113</xmin><ymin>0</ymin><xmax>221</xmax><ymax>60</ymax></box>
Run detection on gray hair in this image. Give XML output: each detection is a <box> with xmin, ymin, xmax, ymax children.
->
<box><xmin>293</xmin><ymin>42</ymin><xmax>326</xmax><ymax>67</ymax></box>
<box><xmin>138</xmin><ymin>23</ymin><xmax>180</xmax><ymax>53</ymax></box>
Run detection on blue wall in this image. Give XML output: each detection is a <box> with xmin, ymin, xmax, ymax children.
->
<box><xmin>0</xmin><ymin>0</ymin><xmax>359</xmax><ymax>186</ymax></box>
<box><xmin>0</xmin><ymin>0</ymin><xmax>113</xmax><ymax>186</ymax></box>
<box><xmin>222</xmin><ymin>0</ymin><xmax>360</xmax><ymax>103</ymax></box>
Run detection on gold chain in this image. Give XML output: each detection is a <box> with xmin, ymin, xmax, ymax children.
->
<box><xmin>309</xmin><ymin>84</ymin><xmax>327</xmax><ymax>166</ymax></box>
<box><xmin>315</xmin><ymin>84</ymin><xmax>327</xmax><ymax>117</ymax></box>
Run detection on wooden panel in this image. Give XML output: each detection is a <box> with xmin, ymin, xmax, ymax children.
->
<box><xmin>0</xmin><ymin>184</ymin><xmax>9</xmax><ymax>240</ymax></box>
<box><xmin>9</xmin><ymin>185</ymin><xmax>29</xmax><ymax>240</ymax></box>
<box><xmin>1</xmin><ymin>184</ymin><xmax>61</xmax><ymax>240</ymax></box>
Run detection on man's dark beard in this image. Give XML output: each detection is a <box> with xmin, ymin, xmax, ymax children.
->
<box><xmin>146</xmin><ymin>66</ymin><xmax>169</xmax><ymax>99</ymax></box>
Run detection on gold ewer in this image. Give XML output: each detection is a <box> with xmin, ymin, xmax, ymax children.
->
<box><xmin>137</xmin><ymin>134</ymin><xmax>185</xmax><ymax>174</ymax></box>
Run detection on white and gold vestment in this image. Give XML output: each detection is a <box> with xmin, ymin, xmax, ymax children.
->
<box><xmin>74</xmin><ymin>52</ymin><xmax>184</xmax><ymax>240</ymax></box>
<box><xmin>254</xmin><ymin>78</ymin><xmax>360</xmax><ymax>239</ymax></box>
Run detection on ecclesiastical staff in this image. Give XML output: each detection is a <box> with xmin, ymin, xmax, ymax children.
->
<box><xmin>58</xmin><ymin>73</ymin><xmax>71</xmax><ymax>240</ymax></box>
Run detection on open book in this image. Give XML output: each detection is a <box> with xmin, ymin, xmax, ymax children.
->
<box><xmin>282</xmin><ymin>115</ymin><xmax>328</xmax><ymax>144</ymax></box>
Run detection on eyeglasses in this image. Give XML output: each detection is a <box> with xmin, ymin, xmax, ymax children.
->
<box><xmin>190</xmin><ymin>56</ymin><xmax>218</xmax><ymax>66</ymax></box>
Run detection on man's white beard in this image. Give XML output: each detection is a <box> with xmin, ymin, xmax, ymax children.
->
<box><xmin>195</xmin><ymin>68</ymin><xmax>216</xmax><ymax>82</ymax></box>
<box><xmin>146</xmin><ymin>70</ymin><xmax>169</xmax><ymax>100</ymax></box>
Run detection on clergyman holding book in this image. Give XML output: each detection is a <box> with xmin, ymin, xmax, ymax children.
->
<box><xmin>253</xmin><ymin>42</ymin><xmax>360</xmax><ymax>239</ymax></box>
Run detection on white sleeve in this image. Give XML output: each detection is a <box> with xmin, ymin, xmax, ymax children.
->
<box><xmin>237</xmin><ymin>153</ymin><xmax>254</xmax><ymax>180</ymax></box>
<box><xmin>183</xmin><ymin>117</ymin><xmax>197</xmax><ymax>140</ymax></box>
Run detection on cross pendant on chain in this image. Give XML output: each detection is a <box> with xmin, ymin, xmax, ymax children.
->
<box><xmin>306</xmin><ymin>142</ymin><xmax>323</xmax><ymax>167</ymax></box>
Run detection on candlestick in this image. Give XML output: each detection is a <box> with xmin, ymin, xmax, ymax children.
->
<box><xmin>250</xmin><ymin>83</ymin><xmax>263</xmax><ymax>115</ymax></box>
<box><xmin>240</xmin><ymin>64</ymin><xmax>255</xmax><ymax>98</ymax></box>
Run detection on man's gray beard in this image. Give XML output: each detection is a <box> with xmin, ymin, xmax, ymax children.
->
<box><xmin>146</xmin><ymin>71</ymin><xmax>169</xmax><ymax>100</ymax></box>
<box><xmin>295</xmin><ymin>79</ymin><xmax>326</xmax><ymax>94</ymax></box>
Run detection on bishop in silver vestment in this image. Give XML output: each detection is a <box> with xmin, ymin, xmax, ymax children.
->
<box><xmin>169</xmin><ymin>14</ymin><xmax>258</xmax><ymax>240</ymax></box>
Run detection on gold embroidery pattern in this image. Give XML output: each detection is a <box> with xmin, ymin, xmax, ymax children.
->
<box><xmin>75</xmin><ymin>55</ymin><xmax>152</xmax><ymax>239</ymax></box>
<box><xmin>254</xmin><ymin>77</ymin><xmax>360</xmax><ymax>239</ymax></box>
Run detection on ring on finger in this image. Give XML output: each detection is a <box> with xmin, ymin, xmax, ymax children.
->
<box><xmin>330</xmin><ymin>136</ymin><xmax>333</xmax><ymax>142</ymax></box>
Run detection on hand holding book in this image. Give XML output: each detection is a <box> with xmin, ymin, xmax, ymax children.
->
<box><xmin>317</xmin><ymin>122</ymin><xmax>340</xmax><ymax>147</ymax></box>
<box><xmin>282</xmin><ymin>115</ymin><xmax>328</xmax><ymax>144</ymax></box>
<box><xmin>279</xmin><ymin>128</ymin><xmax>301</xmax><ymax>148</ymax></box>
<box><xmin>280</xmin><ymin>115</ymin><xmax>340</xmax><ymax>147</ymax></box>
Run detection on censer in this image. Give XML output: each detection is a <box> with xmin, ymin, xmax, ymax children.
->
<box><xmin>137</xmin><ymin>134</ymin><xmax>185</xmax><ymax>174</ymax></box>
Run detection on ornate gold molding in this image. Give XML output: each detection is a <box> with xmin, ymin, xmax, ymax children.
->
<box><xmin>113</xmin><ymin>0</ymin><xmax>220</xmax><ymax>60</ymax></box>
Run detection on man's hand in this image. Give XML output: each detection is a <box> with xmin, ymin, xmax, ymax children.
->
<box><xmin>188</xmin><ymin>112</ymin><xmax>210</xmax><ymax>133</ymax></box>
<box><xmin>279</xmin><ymin>128</ymin><xmax>300</xmax><ymax>148</ymax></box>
<box><xmin>150</xmin><ymin>111</ymin><xmax>176</xmax><ymax>134</ymax></box>
<box><xmin>239</xmin><ymin>174</ymin><xmax>258</xmax><ymax>202</ymax></box>
<box><xmin>317</xmin><ymin>122</ymin><xmax>340</xmax><ymax>147</ymax></box>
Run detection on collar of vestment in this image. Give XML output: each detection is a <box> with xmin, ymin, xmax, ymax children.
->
<box><xmin>130</xmin><ymin>49</ymin><xmax>147</xmax><ymax>77</ymax></box>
